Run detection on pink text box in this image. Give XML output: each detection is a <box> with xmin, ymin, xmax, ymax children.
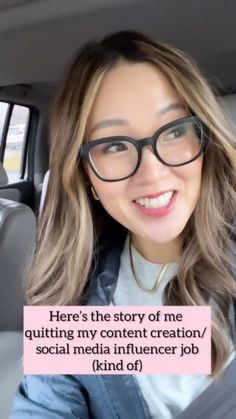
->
<box><xmin>24</xmin><ymin>305</ymin><xmax>211</xmax><ymax>375</ymax></box>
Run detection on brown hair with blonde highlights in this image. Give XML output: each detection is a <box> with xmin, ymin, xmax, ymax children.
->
<box><xmin>26</xmin><ymin>31</ymin><xmax>236</xmax><ymax>377</ymax></box>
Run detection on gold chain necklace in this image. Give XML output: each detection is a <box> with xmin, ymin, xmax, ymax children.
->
<box><xmin>129</xmin><ymin>235</ymin><xmax>171</xmax><ymax>293</ymax></box>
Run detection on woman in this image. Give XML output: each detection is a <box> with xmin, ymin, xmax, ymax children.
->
<box><xmin>11</xmin><ymin>31</ymin><xmax>236</xmax><ymax>418</ymax></box>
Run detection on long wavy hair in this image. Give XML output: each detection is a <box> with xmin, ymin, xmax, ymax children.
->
<box><xmin>26</xmin><ymin>31</ymin><xmax>236</xmax><ymax>377</ymax></box>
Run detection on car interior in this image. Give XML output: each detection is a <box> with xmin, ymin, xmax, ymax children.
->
<box><xmin>0</xmin><ymin>0</ymin><xmax>236</xmax><ymax>417</ymax></box>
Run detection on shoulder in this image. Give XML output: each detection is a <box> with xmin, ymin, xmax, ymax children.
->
<box><xmin>11</xmin><ymin>374</ymin><xmax>90</xmax><ymax>418</ymax></box>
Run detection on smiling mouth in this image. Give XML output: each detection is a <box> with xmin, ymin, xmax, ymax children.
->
<box><xmin>134</xmin><ymin>191</ymin><xmax>176</xmax><ymax>209</ymax></box>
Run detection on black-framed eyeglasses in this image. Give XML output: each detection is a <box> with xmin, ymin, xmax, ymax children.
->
<box><xmin>80</xmin><ymin>116</ymin><xmax>207</xmax><ymax>182</ymax></box>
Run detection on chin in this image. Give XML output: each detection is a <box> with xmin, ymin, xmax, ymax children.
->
<box><xmin>140</xmin><ymin>220</ymin><xmax>188</xmax><ymax>245</ymax></box>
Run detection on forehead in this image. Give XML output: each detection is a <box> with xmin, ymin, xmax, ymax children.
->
<box><xmin>88</xmin><ymin>62</ymin><xmax>182</xmax><ymax>127</ymax></box>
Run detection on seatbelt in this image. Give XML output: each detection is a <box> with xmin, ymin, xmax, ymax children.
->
<box><xmin>175</xmin><ymin>354</ymin><xmax>236</xmax><ymax>419</ymax></box>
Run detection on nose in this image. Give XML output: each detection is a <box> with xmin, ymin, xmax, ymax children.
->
<box><xmin>133</xmin><ymin>145</ymin><xmax>171</xmax><ymax>184</ymax></box>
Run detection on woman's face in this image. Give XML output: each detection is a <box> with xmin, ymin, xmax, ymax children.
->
<box><xmin>86</xmin><ymin>62</ymin><xmax>203</xmax><ymax>261</ymax></box>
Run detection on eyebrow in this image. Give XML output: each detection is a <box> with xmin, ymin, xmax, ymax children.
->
<box><xmin>90</xmin><ymin>118</ymin><xmax>128</xmax><ymax>134</ymax></box>
<box><xmin>157</xmin><ymin>102</ymin><xmax>186</xmax><ymax>115</ymax></box>
<box><xmin>90</xmin><ymin>102</ymin><xmax>186</xmax><ymax>134</ymax></box>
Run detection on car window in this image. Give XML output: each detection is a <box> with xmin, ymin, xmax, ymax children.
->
<box><xmin>0</xmin><ymin>102</ymin><xmax>9</xmax><ymax>144</ymax></box>
<box><xmin>0</xmin><ymin>102</ymin><xmax>30</xmax><ymax>182</ymax></box>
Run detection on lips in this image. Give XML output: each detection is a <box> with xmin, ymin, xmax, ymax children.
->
<box><xmin>133</xmin><ymin>190</ymin><xmax>177</xmax><ymax>217</ymax></box>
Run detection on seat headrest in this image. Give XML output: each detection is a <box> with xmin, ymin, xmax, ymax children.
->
<box><xmin>0</xmin><ymin>162</ymin><xmax>8</xmax><ymax>187</ymax></box>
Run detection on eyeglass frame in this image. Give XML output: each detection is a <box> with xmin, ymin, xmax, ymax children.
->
<box><xmin>80</xmin><ymin>115</ymin><xmax>207</xmax><ymax>182</ymax></box>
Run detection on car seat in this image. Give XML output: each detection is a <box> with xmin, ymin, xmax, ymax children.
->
<box><xmin>0</xmin><ymin>194</ymin><xmax>36</xmax><ymax>419</ymax></box>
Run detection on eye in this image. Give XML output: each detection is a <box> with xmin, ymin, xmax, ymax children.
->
<box><xmin>167</xmin><ymin>125</ymin><xmax>187</xmax><ymax>140</ymax></box>
<box><xmin>102</xmin><ymin>141</ymin><xmax>129</xmax><ymax>153</ymax></box>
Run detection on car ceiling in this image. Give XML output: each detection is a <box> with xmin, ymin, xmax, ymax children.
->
<box><xmin>0</xmin><ymin>0</ymin><xmax>236</xmax><ymax>94</ymax></box>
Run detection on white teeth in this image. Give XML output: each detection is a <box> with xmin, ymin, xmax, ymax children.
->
<box><xmin>135</xmin><ymin>191</ymin><xmax>174</xmax><ymax>208</ymax></box>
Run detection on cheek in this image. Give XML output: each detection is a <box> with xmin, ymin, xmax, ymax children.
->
<box><xmin>189</xmin><ymin>158</ymin><xmax>203</xmax><ymax>188</ymax></box>
<box><xmin>176</xmin><ymin>157</ymin><xmax>203</xmax><ymax>205</ymax></box>
<box><xmin>88</xmin><ymin>169</ymin><xmax>132</xmax><ymax>226</ymax></box>
<box><xmin>174</xmin><ymin>156</ymin><xmax>202</xmax><ymax>182</ymax></box>
<box><xmin>88</xmin><ymin>168</ymin><xmax>126</xmax><ymax>205</ymax></box>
